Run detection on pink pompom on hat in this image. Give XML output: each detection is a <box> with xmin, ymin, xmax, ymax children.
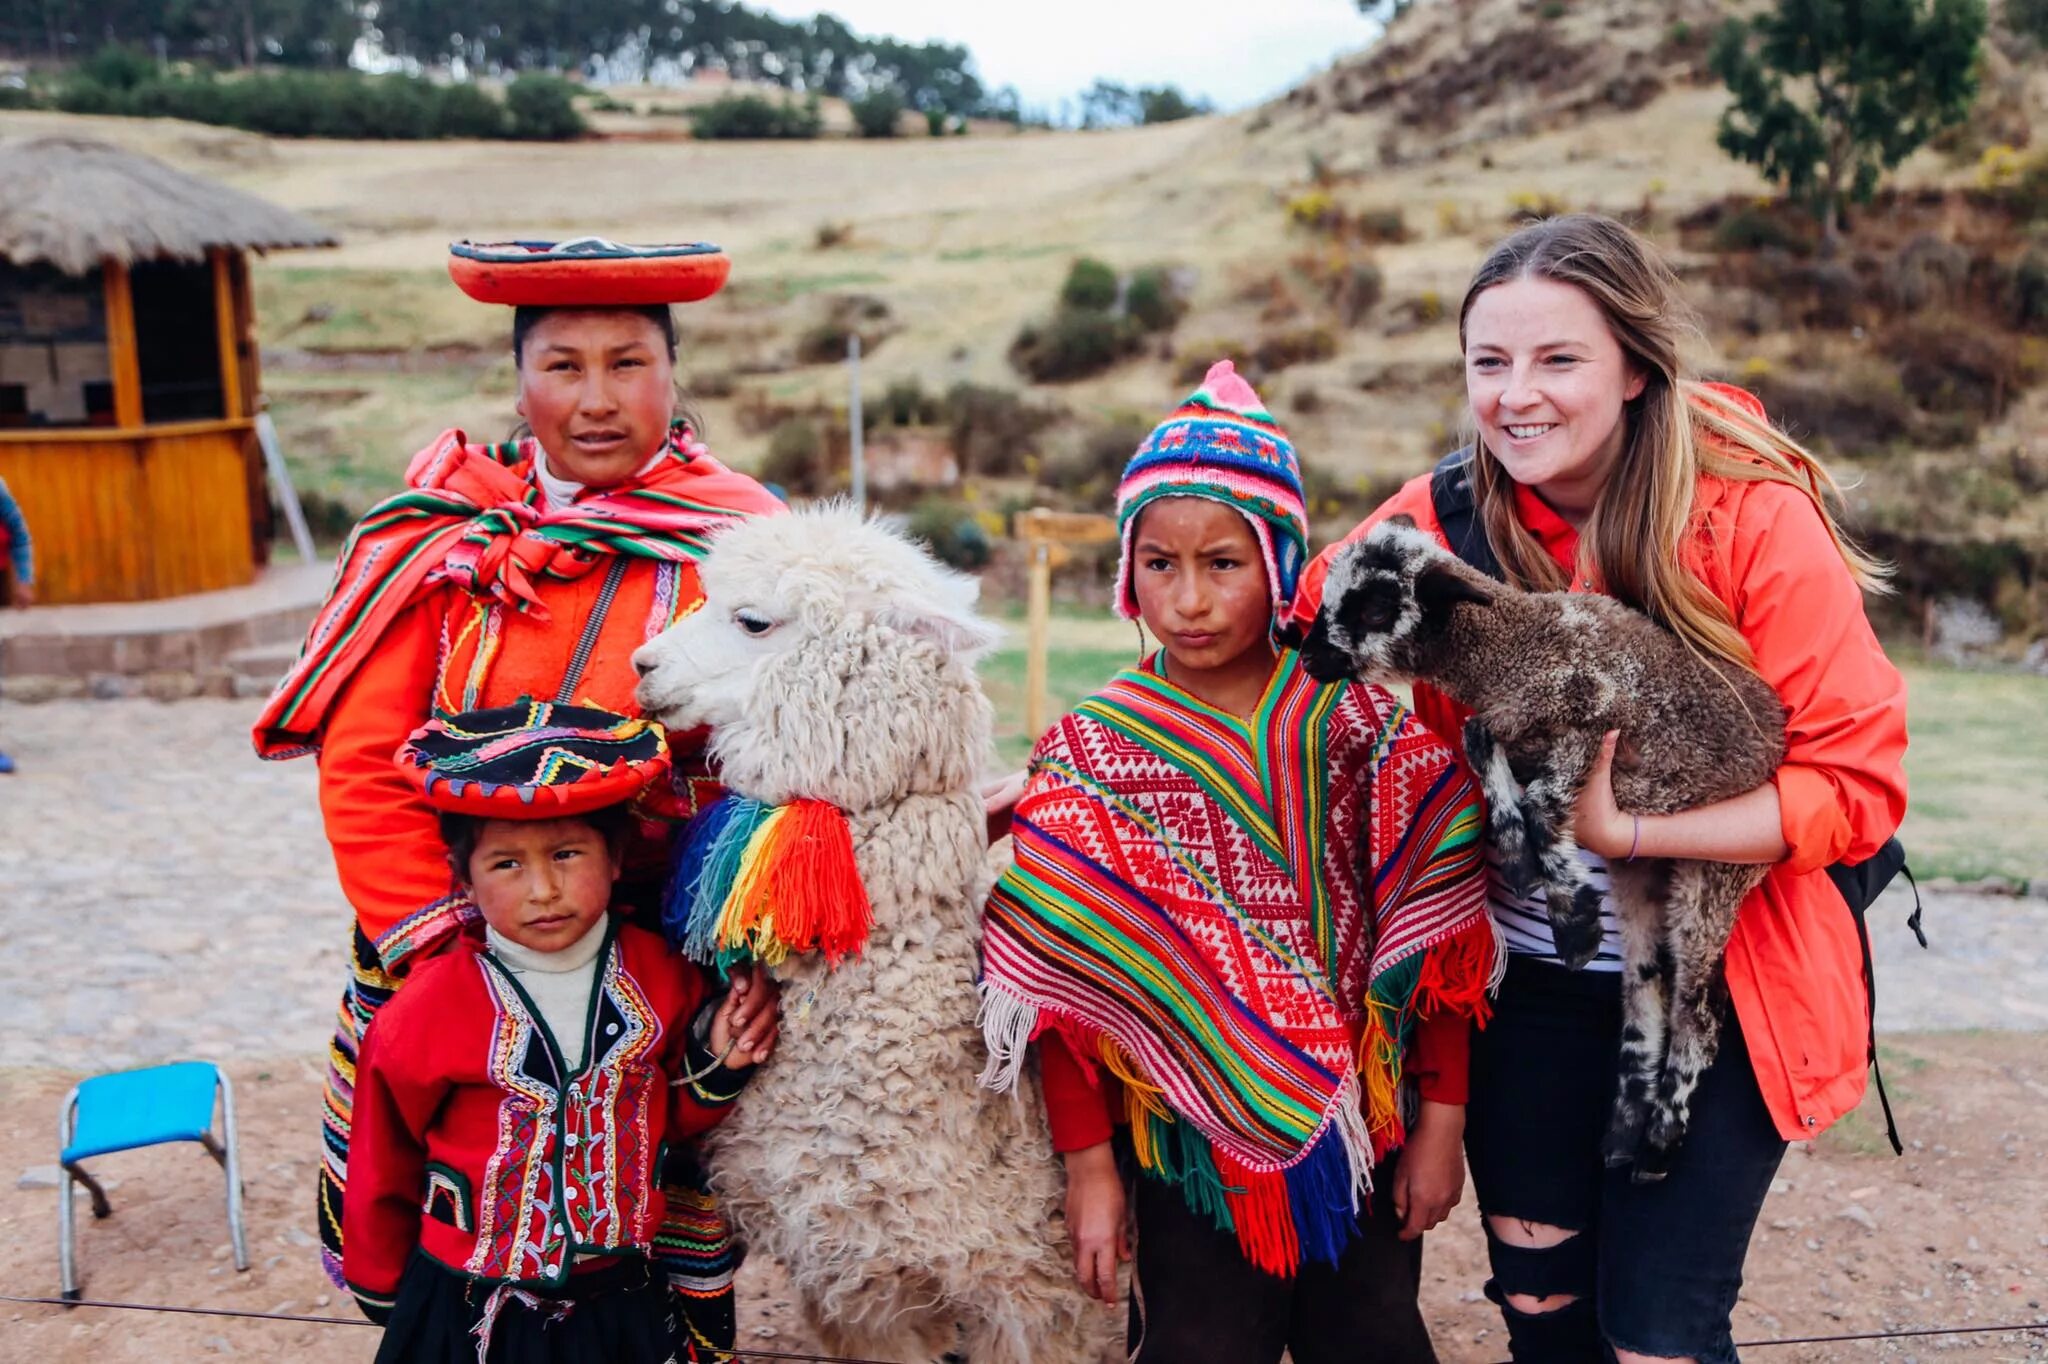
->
<box><xmin>1111</xmin><ymin>359</ymin><xmax>1310</xmax><ymax>621</ymax></box>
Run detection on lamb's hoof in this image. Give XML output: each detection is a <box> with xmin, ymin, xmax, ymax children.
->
<box><xmin>1629</xmin><ymin>1154</ymin><xmax>1673</xmax><ymax>1185</ymax></box>
<box><xmin>1548</xmin><ymin>884</ymin><xmax>1606</xmax><ymax>969</ymax></box>
<box><xmin>1645</xmin><ymin>1107</ymin><xmax>1690</xmax><ymax>1160</ymax></box>
<box><xmin>1602</xmin><ymin>1107</ymin><xmax>1646</xmax><ymax>1169</ymax></box>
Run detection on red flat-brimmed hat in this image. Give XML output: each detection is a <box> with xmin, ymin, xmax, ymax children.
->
<box><xmin>448</xmin><ymin>237</ymin><xmax>731</xmax><ymax>307</ymax></box>
<box><xmin>396</xmin><ymin>699</ymin><xmax>671</xmax><ymax>818</ymax></box>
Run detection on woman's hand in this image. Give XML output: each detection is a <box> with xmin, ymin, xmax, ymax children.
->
<box><xmin>1393</xmin><ymin>1100</ymin><xmax>1466</xmax><ymax>1241</ymax></box>
<box><xmin>710</xmin><ymin>962</ymin><xmax>781</xmax><ymax>1066</ymax></box>
<box><xmin>1572</xmin><ymin>731</ymin><xmax>1635</xmax><ymax>861</ymax></box>
<box><xmin>1062</xmin><ymin>1141</ymin><xmax>1127</xmax><ymax>1304</ymax></box>
<box><xmin>1574</xmin><ymin>730</ymin><xmax>1790</xmax><ymax>866</ymax></box>
<box><xmin>982</xmin><ymin>769</ymin><xmax>1028</xmax><ymax>844</ymax></box>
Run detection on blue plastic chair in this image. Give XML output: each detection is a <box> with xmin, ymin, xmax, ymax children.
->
<box><xmin>59</xmin><ymin>1061</ymin><xmax>248</xmax><ymax>1301</ymax></box>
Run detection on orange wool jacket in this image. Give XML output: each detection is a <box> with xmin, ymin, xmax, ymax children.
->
<box><xmin>1292</xmin><ymin>440</ymin><xmax>1909</xmax><ymax>1142</ymax></box>
<box><xmin>317</xmin><ymin>555</ymin><xmax>711</xmax><ymax>949</ymax></box>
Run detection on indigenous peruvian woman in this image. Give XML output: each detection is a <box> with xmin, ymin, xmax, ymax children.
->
<box><xmin>979</xmin><ymin>362</ymin><xmax>1498</xmax><ymax>1364</ymax></box>
<box><xmin>254</xmin><ymin>238</ymin><xmax>784</xmax><ymax>1351</ymax></box>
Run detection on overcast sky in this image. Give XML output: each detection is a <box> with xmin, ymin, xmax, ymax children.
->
<box><xmin>751</xmin><ymin>1</ymin><xmax>1386</xmax><ymax>114</ymax></box>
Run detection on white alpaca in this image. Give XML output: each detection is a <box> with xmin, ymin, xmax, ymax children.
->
<box><xmin>632</xmin><ymin>504</ymin><xmax>1115</xmax><ymax>1364</ymax></box>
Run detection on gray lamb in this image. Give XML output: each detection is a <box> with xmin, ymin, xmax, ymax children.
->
<box><xmin>1299</xmin><ymin>518</ymin><xmax>1787</xmax><ymax>1177</ymax></box>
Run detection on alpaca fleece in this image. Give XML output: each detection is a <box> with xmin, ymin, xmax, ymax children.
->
<box><xmin>1300</xmin><ymin>520</ymin><xmax>1788</xmax><ymax>1177</ymax></box>
<box><xmin>632</xmin><ymin>504</ymin><xmax>1115</xmax><ymax>1363</ymax></box>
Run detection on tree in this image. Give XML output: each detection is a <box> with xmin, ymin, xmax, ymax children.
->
<box><xmin>850</xmin><ymin>85</ymin><xmax>903</xmax><ymax>137</ymax></box>
<box><xmin>1137</xmin><ymin>85</ymin><xmax>1209</xmax><ymax>124</ymax></box>
<box><xmin>2010</xmin><ymin>0</ymin><xmax>2048</xmax><ymax>47</ymax></box>
<box><xmin>1078</xmin><ymin>78</ymin><xmax>1139</xmax><ymax>130</ymax></box>
<box><xmin>1710</xmin><ymin>0</ymin><xmax>1987</xmax><ymax>242</ymax></box>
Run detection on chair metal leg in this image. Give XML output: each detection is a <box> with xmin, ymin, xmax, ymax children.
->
<box><xmin>216</xmin><ymin>1071</ymin><xmax>249</xmax><ymax>1273</ymax></box>
<box><xmin>58</xmin><ymin>1088</ymin><xmax>80</xmax><ymax>1304</ymax></box>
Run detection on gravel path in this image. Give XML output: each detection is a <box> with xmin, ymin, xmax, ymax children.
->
<box><xmin>0</xmin><ymin>699</ymin><xmax>349</xmax><ymax>1071</ymax></box>
<box><xmin>2</xmin><ymin>696</ymin><xmax>2043</xmax><ymax>1072</ymax></box>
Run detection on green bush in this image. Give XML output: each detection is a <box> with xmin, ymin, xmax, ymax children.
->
<box><xmin>851</xmin><ymin>87</ymin><xmax>905</xmax><ymax>137</ymax></box>
<box><xmin>761</xmin><ymin>418</ymin><xmax>831</xmax><ymax>495</ymax></box>
<box><xmin>504</xmin><ymin>75</ymin><xmax>587</xmax><ymax>140</ymax></box>
<box><xmin>926</xmin><ymin>108</ymin><xmax>947</xmax><ymax>137</ymax></box>
<box><xmin>1125</xmin><ymin>266</ymin><xmax>1187</xmax><ymax>333</ymax></box>
<box><xmin>1712</xmin><ymin>204</ymin><xmax>1811</xmax><ymax>255</ymax></box>
<box><xmin>0</xmin><ymin>82</ymin><xmax>41</xmax><ymax>110</ymax></box>
<box><xmin>944</xmin><ymin>383</ymin><xmax>1062</xmax><ymax>477</ymax></box>
<box><xmin>1010</xmin><ymin>308</ymin><xmax>1141</xmax><ymax>382</ymax></box>
<box><xmin>2007</xmin><ymin>247</ymin><xmax>2048</xmax><ymax>332</ymax></box>
<box><xmin>1881</xmin><ymin>314</ymin><xmax>2040</xmax><ymax>420</ymax></box>
<box><xmin>1060</xmin><ymin>258</ymin><xmax>1119</xmax><ymax>311</ymax></box>
<box><xmin>1036</xmin><ymin>413</ymin><xmax>1153</xmax><ymax>503</ymax></box>
<box><xmin>689</xmin><ymin>93</ymin><xmax>823</xmax><ymax>140</ymax></box>
<box><xmin>51</xmin><ymin>66</ymin><xmax>544</xmax><ymax>140</ymax></box>
<box><xmin>880</xmin><ymin>378</ymin><xmax>942</xmax><ymax>426</ymax></box>
<box><xmin>906</xmin><ymin>497</ymin><xmax>992</xmax><ymax>571</ymax></box>
<box><xmin>80</xmin><ymin>45</ymin><xmax>154</xmax><ymax>94</ymax></box>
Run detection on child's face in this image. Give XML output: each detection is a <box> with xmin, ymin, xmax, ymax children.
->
<box><xmin>466</xmin><ymin>816</ymin><xmax>622</xmax><ymax>953</ymax></box>
<box><xmin>1130</xmin><ymin>497</ymin><xmax>1273</xmax><ymax>677</ymax></box>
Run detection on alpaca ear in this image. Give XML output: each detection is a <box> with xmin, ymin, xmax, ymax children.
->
<box><xmin>876</xmin><ymin>570</ymin><xmax>1003</xmax><ymax>661</ymax></box>
<box><xmin>1416</xmin><ymin>562</ymin><xmax>1491</xmax><ymax>617</ymax></box>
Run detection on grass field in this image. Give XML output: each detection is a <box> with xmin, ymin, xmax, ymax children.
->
<box><xmin>985</xmin><ymin>616</ymin><xmax>2048</xmax><ymax>881</ymax></box>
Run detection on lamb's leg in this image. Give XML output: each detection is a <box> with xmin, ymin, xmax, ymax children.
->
<box><xmin>1464</xmin><ymin>715</ymin><xmax>1538</xmax><ymax>896</ymax></box>
<box><xmin>1514</xmin><ymin>731</ymin><xmax>1605</xmax><ymax>970</ymax></box>
<box><xmin>1602</xmin><ymin>859</ymin><xmax>1670</xmax><ymax>1169</ymax></box>
<box><xmin>1639</xmin><ymin>860</ymin><xmax>1761</xmax><ymax>1177</ymax></box>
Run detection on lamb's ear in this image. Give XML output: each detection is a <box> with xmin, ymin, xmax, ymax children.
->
<box><xmin>1416</xmin><ymin>562</ymin><xmax>1491</xmax><ymax>617</ymax></box>
<box><xmin>876</xmin><ymin>570</ymin><xmax>1004</xmax><ymax>661</ymax></box>
<box><xmin>1385</xmin><ymin>513</ymin><xmax>1419</xmax><ymax>530</ymax></box>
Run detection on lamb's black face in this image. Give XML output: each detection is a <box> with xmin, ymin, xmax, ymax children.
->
<box><xmin>1300</xmin><ymin>534</ymin><xmax>1422</xmax><ymax>683</ymax></box>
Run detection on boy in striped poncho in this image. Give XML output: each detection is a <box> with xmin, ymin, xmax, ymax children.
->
<box><xmin>979</xmin><ymin>361</ymin><xmax>1499</xmax><ymax>1364</ymax></box>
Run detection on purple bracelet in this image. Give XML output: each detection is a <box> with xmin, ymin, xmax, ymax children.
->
<box><xmin>1625</xmin><ymin>815</ymin><xmax>1642</xmax><ymax>862</ymax></box>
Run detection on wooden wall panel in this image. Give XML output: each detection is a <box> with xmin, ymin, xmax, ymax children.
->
<box><xmin>0</xmin><ymin>422</ymin><xmax>256</xmax><ymax>603</ymax></box>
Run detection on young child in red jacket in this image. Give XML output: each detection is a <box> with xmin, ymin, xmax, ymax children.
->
<box><xmin>343</xmin><ymin>703</ymin><xmax>778</xmax><ymax>1364</ymax></box>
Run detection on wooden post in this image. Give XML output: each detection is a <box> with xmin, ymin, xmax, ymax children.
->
<box><xmin>211</xmin><ymin>250</ymin><xmax>244</xmax><ymax>420</ymax></box>
<box><xmin>102</xmin><ymin>261</ymin><xmax>143</xmax><ymax>428</ymax></box>
<box><xmin>1013</xmin><ymin>508</ymin><xmax>1117</xmax><ymax>744</ymax></box>
<box><xmin>1024</xmin><ymin>539</ymin><xmax>1052</xmax><ymax>741</ymax></box>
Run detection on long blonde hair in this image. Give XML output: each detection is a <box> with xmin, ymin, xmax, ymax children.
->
<box><xmin>1457</xmin><ymin>214</ymin><xmax>1889</xmax><ymax>671</ymax></box>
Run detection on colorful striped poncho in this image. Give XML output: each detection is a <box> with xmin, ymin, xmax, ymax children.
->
<box><xmin>979</xmin><ymin>650</ymin><xmax>1499</xmax><ymax>1276</ymax></box>
<box><xmin>253</xmin><ymin>423</ymin><xmax>782</xmax><ymax>759</ymax></box>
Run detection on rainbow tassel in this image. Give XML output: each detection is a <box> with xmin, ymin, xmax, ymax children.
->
<box><xmin>664</xmin><ymin>793</ymin><xmax>873</xmax><ymax>974</ymax></box>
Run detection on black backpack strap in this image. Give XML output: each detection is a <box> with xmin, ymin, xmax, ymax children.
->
<box><xmin>1838</xmin><ymin>844</ymin><xmax>1925</xmax><ymax>1157</ymax></box>
<box><xmin>1428</xmin><ymin>447</ymin><xmax>1505</xmax><ymax>582</ymax></box>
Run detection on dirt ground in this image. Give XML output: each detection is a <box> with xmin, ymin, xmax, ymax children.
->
<box><xmin>2</xmin><ymin>697</ymin><xmax>2044</xmax><ymax>1363</ymax></box>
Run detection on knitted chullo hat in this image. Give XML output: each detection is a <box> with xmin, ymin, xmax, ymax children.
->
<box><xmin>1112</xmin><ymin>359</ymin><xmax>1309</xmax><ymax>621</ymax></box>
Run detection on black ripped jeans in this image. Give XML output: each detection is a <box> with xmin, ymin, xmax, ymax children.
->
<box><xmin>1465</xmin><ymin>956</ymin><xmax>1787</xmax><ymax>1363</ymax></box>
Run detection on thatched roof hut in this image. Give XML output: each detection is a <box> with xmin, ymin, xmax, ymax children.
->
<box><xmin>0</xmin><ymin>135</ymin><xmax>336</xmax><ymax>604</ymax></box>
<box><xmin>0</xmin><ymin>135</ymin><xmax>335</xmax><ymax>276</ymax></box>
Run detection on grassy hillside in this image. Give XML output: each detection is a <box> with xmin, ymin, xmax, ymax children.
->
<box><xmin>5</xmin><ymin>0</ymin><xmax>2042</xmax><ymax>614</ymax></box>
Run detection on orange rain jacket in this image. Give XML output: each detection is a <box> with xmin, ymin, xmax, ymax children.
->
<box><xmin>1291</xmin><ymin>405</ymin><xmax>1909</xmax><ymax>1141</ymax></box>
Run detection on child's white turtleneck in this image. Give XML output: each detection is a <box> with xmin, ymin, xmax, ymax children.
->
<box><xmin>486</xmin><ymin>916</ymin><xmax>609</xmax><ymax>1070</ymax></box>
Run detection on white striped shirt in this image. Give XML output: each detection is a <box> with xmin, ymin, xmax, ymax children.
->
<box><xmin>1485</xmin><ymin>841</ymin><xmax>1624</xmax><ymax>971</ymax></box>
